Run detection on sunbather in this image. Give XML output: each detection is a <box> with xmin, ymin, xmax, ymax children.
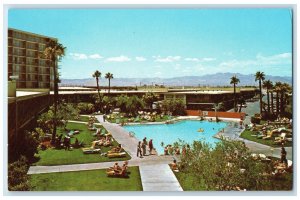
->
<box><xmin>170</xmin><ymin>159</ymin><xmax>179</xmax><ymax>172</ymax></box>
<box><xmin>108</xmin><ymin>144</ymin><xmax>123</xmax><ymax>154</ymax></box>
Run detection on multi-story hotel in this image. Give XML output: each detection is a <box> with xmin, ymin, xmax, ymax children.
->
<box><xmin>8</xmin><ymin>28</ymin><xmax>56</xmax><ymax>89</ymax></box>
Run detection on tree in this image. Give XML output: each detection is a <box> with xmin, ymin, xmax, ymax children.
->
<box><xmin>213</xmin><ymin>102</ymin><xmax>224</xmax><ymax>121</ymax></box>
<box><xmin>178</xmin><ymin>140</ymin><xmax>274</xmax><ymax>191</ymax></box>
<box><xmin>116</xmin><ymin>95</ymin><xmax>129</xmax><ymax>113</ymax></box>
<box><xmin>274</xmin><ymin>82</ymin><xmax>282</xmax><ymax>116</ymax></box>
<box><xmin>38</xmin><ymin>102</ymin><xmax>79</xmax><ymax>133</ymax></box>
<box><xmin>42</xmin><ymin>40</ymin><xmax>66</xmax><ymax>144</ymax></box>
<box><xmin>280</xmin><ymin>83</ymin><xmax>292</xmax><ymax>114</ymax></box>
<box><xmin>126</xmin><ymin>95</ymin><xmax>144</xmax><ymax>116</ymax></box>
<box><xmin>238</xmin><ymin>97</ymin><xmax>246</xmax><ymax>113</ymax></box>
<box><xmin>93</xmin><ymin>70</ymin><xmax>102</xmax><ymax>100</ymax></box>
<box><xmin>105</xmin><ymin>72</ymin><xmax>114</xmax><ymax>93</ymax></box>
<box><xmin>230</xmin><ymin>75</ymin><xmax>240</xmax><ymax>112</ymax></box>
<box><xmin>263</xmin><ymin>80</ymin><xmax>273</xmax><ymax>114</ymax></box>
<box><xmin>142</xmin><ymin>92</ymin><xmax>159</xmax><ymax>111</ymax></box>
<box><xmin>255</xmin><ymin>71</ymin><xmax>265</xmax><ymax>115</ymax></box>
<box><xmin>102</xmin><ymin>96</ymin><xmax>116</xmax><ymax>114</ymax></box>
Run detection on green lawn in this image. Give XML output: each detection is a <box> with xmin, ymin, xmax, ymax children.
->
<box><xmin>173</xmin><ymin>170</ymin><xmax>207</xmax><ymax>191</ymax></box>
<box><xmin>30</xmin><ymin>167</ymin><xmax>142</xmax><ymax>191</ymax></box>
<box><xmin>33</xmin><ymin>122</ymin><xmax>131</xmax><ymax>166</ymax></box>
<box><xmin>240</xmin><ymin>130</ymin><xmax>292</xmax><ymax>147</ymax></box>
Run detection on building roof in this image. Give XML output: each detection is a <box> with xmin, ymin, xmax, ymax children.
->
<box><xmin>8</xmin><ymin>28</ymin><xmax>57</xmax><ymax>41</ymax></box>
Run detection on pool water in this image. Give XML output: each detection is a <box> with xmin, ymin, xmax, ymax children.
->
<box><xmin>123</xmin><ymin>120</ymin><xmax>228</xmax><ymax>155</ymax></box>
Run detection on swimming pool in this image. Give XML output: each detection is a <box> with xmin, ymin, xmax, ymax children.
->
<box><xmin>123</xmin><ymin>120</ymin><xmax>228</xmax><ymax>155</ymax></box>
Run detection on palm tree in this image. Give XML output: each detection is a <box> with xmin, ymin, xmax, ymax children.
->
<box><xmin>105</xmin><ymin>72</ymin><xmax>114</xmax><ymax>94</ymax></box>
<box><xmin>280</xmin><ymin>83</ymin><xmax>292</xmax><ymax>114</ymax></box>
<box><xmin>230</xmin><ymin>75</ymin><xmax>240</xmax><ymax>112</ymax></box>
<box><xmin>238</xmin><ymin>97</ymin><xmax>246</xmax><ymax>113</ymax></box>
<box><xmin>263</xmin><ymin>80</ymin><xmax>273</xmax><ymax>114</ymax></box>
<box><xmin>43</xmin><ymin>40</ymin><xmax>66</xmax><ymax>144</ymax></box>
<box><xmin>213</xmin><ymin>102</ymin><xmax>224</xmax><ymax>121</ymax></box>
<box><xmin>93</xmin><ymin>70</ymin><xmax>102</xmax><ymax>100</ymax></box>
<box><xmin>274</xmin><ymin>82</ymin><xmax>282</xmax><ymax>116</ymax></box>
<box><xmin>255</xmin><ymin>71</ymin><xmax>265</xmax><ymax>115</ymax></box>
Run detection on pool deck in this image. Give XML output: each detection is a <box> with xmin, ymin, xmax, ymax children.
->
<box><xmin>28</xmin><ymin>111</ymin><xmax>292</xmax><ymax>191</ymax></box>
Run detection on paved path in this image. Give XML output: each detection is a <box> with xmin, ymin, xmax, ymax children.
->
<box><xmin>139</xmin><ymin>164</ymin><xmax>183</xmax><ymax>191</ymax></box>
<box><xmin>95</xmin><ymin>115</ymin><xmax>139</xmax><ymax>157</ymax></box>
<box><xmin>28</xmin><ymin>155</ymin><xmax>175</xmax><ymax>175</ymax></box>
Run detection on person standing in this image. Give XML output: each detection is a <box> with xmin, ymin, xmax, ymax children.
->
<box><xmin>142</xmin><ymin>140</ymin><xmax>147</xmax><ymax>156</ymax></box>
<box><xmin>137</xmin><ymin>141</ymin><xmax>142</xmax><ymax>158</ymax></box>
<box><xmin>281</xmin><ymin>145</ymin><xmax>288</xmax><ymax>165</ymax></box>
<box><xmin>149</xmin><ymin>139</ymin><xmax>154</xmax><ymax>155</ymax></box>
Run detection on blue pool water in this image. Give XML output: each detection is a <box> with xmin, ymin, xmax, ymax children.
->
<box><xmin>123</xmin><ymin>120</ymin><xmax>228</xmax><ymax>154</ymax></box>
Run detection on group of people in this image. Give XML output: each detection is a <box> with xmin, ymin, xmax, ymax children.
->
<box><xmin>91</xmin><ymin>135</ymin><xmax>112</xmax><ymax>148</ymax></box>
<box><xmin>54</xmin><ymin>134</ymin><xmax>71</xmax><ymax>150</ymax></box>
<box><xmin>164</xmin><ymin>144</ymin><xmax>190</xmax><ymax>156</ymax></box>
<box><xmin>106</xmin><ymin>161</ymin><xmax>129</xmax><ymax>177</ymax></box>
<box><xmin>137</xmin><ymin>137</ymin><xmax>154</xmax><ymax>158</ymax></box>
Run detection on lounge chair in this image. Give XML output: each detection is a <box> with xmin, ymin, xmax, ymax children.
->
<box><xmin>107</xmin><ymin>152</ymin><xmax>126</xmax><ymax>158</ymax></box>
<box><xmin>134</xmin><ymin>116</ymin><xmax>140</xmax><ymax>122</ymax></box>
<box><xmin>82</xmin><ymin>148</ymin><xmax>101</xmax><ymax>154</ymax></box>
<box><xmin>106</xmin><ymin>169</ymin><xmax>128</xmax><ymax>178</ymax></box>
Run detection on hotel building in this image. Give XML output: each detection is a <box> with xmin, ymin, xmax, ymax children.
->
<box><xmin>8</xmin><ymin>28</ymin><xmax>56</xmax><ymax>89</ymax></box>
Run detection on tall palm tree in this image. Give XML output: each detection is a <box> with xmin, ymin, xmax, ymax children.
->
<box><xmin>43</xmin><ymin>40</ymin><xmax>66</xmax><ymax>144</ymax></box>
<box><xmin>105</xmin><ymin>72</ymin><xmax>114</xmax><ymax>94</ymax></box>
<box><xmin>230</xmin><ymin>75</ymin><xmax>240</xmax><ymax>112</ymax></box>
<box><xmin>93</xmin><ymin>70</ymin><xmax>102</xmax><ymax>100</ymax></box>
<box><xmin>255</xmin><ymin>71</ymin><xmax>265</xmax><ymax>115</ymax></box>
<box><xmin>263</xmin><ymin>80</ymin><xmax>273</xmax><ymax>114</ymax></box>
<box><xmin>280</xmin><ymin>83</ymin><xmax>292</xmax><ymax>114</ymax></box>
<box><xmin>274</xmin><ymin>82</ymin><xmax>282</xmax><ymax>116</ymax></box>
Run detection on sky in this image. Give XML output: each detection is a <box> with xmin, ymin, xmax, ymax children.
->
<box><xmin>8</xmin><ymin>8</ymin><xmax>293</xmax><ymax>79</ymax></box>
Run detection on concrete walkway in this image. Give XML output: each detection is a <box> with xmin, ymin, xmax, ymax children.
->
<box><xmin>139</xmin><ymin>164</ymin><xmax>183</xmax><ymax>191</ymax></box>
<box><xmin>28</xmin><ymin>155</ymin><xmax>175</xmax><ymax>175</ymax></box>
<box><xmin>95</xmin><ymin>115</ymin><xmax>139</xmax><ymax>157</ymax></box>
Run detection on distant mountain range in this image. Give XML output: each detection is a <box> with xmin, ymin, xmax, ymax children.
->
<box><xmin>60</xmin><ymin>73</ymin><xmax>292</xmax><ymax>87</ymax></box>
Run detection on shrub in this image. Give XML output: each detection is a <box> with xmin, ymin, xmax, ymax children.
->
<box><xmin>8</xmin><ymin>156</ymin><xmax>31</xmax><ymax>191</ymax></box>
<box><xmin>77</xmin><ymin>102</ymin><xmax>95</xmax><ymax>114</ymax></box>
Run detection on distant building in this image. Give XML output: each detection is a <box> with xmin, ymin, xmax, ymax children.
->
<box><xmin>8</xmin><ymin>28</ymin><xmax>57</xmax><ymax>89</ymax></box>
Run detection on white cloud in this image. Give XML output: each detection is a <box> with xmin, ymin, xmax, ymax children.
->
<box><xmin>89</xmin><ymin>54</ymin><xmax>103</xmax><ymax>59</ymax></box>
<box><xmin>69</xmin><ymin>53</ymin><xmax>88</xmax><ymax>60</ymax></box>
<box><xmin>154</xmin><ymin>71</ymin><xmax>162</xmax><ymax>77</ymax></box>
<box><xmin>202</xmin><ymin>57</ymin><xmax>216</xmax><ymax>62</ymax></box>
<box><xmin>106</xmin><ymin>55</ymin><xmax>131</xmax><ymax>62</ymax></box>
<box><xmin>184</xmin><ymin>57</ymin><xmax>216</xmax><ymax>62</ymax></box>
<box><xmin>135</xmin><ymin>56</ymin><xmax>146</xmax><ymax>61</ymax></box>
<box><xmin>219</xmin><ymin>52</ymin><xmax>292</xmax><ymax>69</ymax></box>
<box><xmin>154</xmin><ymin>56</ymin><xmax>181</xmax><ymax>63</ymax></box>
<box><xmin>185</xmin><ymin>58</ymin><xmax>199</xmax><ymax>62</ymax></box>
<box><xmin>69</xmin><ymin>53</ymin><xmax>103</xmax><ymax>60</ymax></box>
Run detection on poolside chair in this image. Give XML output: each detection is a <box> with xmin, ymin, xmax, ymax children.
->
<box><xmin>107</xmin><ymin>152</ymin><xmax>126</xmax><ymax>158</ymax></box>
<box><xmin>134</xmin><ymin>116</ymin><xmax>140</xmax><ymax>122</ymax></box>
<box><xmin>82</xmin><ymin>148</ymin><xmax>101</xmax><ymax>154</ymax></box>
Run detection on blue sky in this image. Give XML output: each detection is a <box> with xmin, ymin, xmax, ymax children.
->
<box><xmin>8</xmin><ymin>8</ymin><xmax>292</xmax><ymax>79</ymax></box>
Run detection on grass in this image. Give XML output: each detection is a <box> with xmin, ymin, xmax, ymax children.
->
<box><xmin>240</xmin><ymin>130</ymin><xmax>292</xmax><ymax>147</ymax></box>
<box><xmin>29</xmin><ymin>167</ymin><xmax>142</xmax><ymax>191</ymax></box>
<box><xmin>33</xmin><ymin>122</ymin><xmax>131</xmax><ymax>166</ymax></box>
<box><xmin>172</xmin><ymin>170</ymin><xmax>207</xmax><ymax>191</ymax></box>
